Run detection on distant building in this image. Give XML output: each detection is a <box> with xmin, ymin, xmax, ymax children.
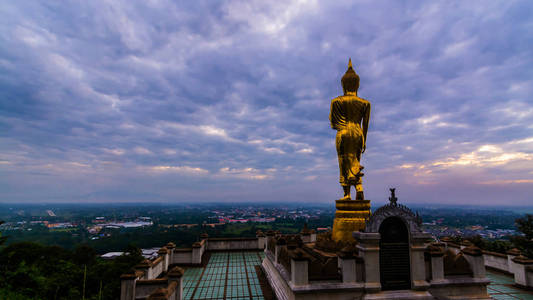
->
<box><xmin>103</xmin><ymin>221</ymin><xmax>152</xmax><ymax>228</ymax></box>
<box><xmin>249</xmin><ymin>217</ymin><xmax>275</xmax><ymax>223</ymax></box>
<box><xmin>46</xmin><ymin>222</ymin><xmax>74</xmax><ymax>229</ymax></box>
<box><xmin>228</xmin><ymin>219</ymin><xmax>248</xmax><ymax>223</ymax></box>
<box><xmin>101</xmin><ymin>252</ymin><xmax>124</xmax><ymax>260</ymax></box>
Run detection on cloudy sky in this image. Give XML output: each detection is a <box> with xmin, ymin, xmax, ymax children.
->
<box><xmin>1</xmin><ymin>1</ymin><xmax>532</xmax><ymax>205</ymax></box>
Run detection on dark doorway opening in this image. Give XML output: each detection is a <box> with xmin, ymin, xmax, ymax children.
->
<box><xmin>379</xmin><ymin>217</ymin><xmax>411</xmax><ymax>290</ymax></box>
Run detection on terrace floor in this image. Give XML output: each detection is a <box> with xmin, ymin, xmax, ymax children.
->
<box><xmin>182</xmin><ymin>252</ymin><xmax>533</xmax><ymax>300</ymax></box>
<box><xmin>487</xmin><ymin>270</ymin><xmax>533</xmax><ymax>299</ymax></box>
<box><xmin>182</xmin><ymin>251</ymin><xmax>269</xmax><ymax>300</ymax></box>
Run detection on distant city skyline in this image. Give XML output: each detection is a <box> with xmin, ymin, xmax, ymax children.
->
<box><xmin>1</xmin><ymin>1</ymin><xmax>532</xmax><ymax>205</ymax></box>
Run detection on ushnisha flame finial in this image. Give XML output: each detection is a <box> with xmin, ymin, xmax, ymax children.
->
<box><xmin>341</xmin><ymin>58</ymin><xmax>359</xmax><ymax>93</ymax></box>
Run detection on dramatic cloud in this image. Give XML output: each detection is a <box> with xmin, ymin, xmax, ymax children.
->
<box><xmin>0</xmin><ymin>1</ymin><xmax>532</xmax><ymax>205</ymax></box>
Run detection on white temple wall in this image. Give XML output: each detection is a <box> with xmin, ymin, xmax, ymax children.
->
<box><xmin>207</xmin><ymin>238</ymin><xmax>259</xmax><ymax>250</ymax></box>
<box><xmin>483</xmin><ymin>252</ymin><xmax>508</xmax><ymax>273</ymax></box>
<box><xmin>172</xmin><ymin>251</ymin><xmax>192</xmax><ymax>264</ymax></box>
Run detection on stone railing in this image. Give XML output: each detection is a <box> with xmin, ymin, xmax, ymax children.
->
<box><xmin>427</xmin><ymin>242</ymin><xmax>486</xmax><ymax>279</ymax></box>
<box><xmin>264</xmin><ymin>234</ymin><xmax>356</xmax><ymax>285</ymax></box>
<box><xmin>207</xmin><ymin>236</ymin><xmax>264</xmax><ymax>251</ymax></box>
<box><xmin>120</xmin><ymin>265</ymin><xmax>184</xmax><ymax>300</ymax></box>
<box><xmin>172</xmin><ymin>248</ymin><xmax>193</xmax><ymax>265</ymax></box>
<box><xmin>422</xmin><ymin>242</ymin><xmax>490</xmax><ymax>299</ymax></box>
<box><xmin>483</xmin><ymin>250</ymin><xmax>508</xmax><ymax>272</ymax></box>
<box><xmin>477</xmin><ymin>248</ymin><xmax>533</xmax><ymax>288</ymax></box>
<box><xmin>169</xmin><ymin>237</ymin><xmax>207</xmax><ymax>266</ymax></box>
<box><xmin>132</xmin><ymin>246</ymin><xmax>172</xmax><ymax>281</ymax></box>
<box><xmin>121</xmin><ymin>233</ymin><xmax>267</xmax><ymax>300</ymax></box>
<box><xmin>512</xmin><ymin>255</ymin><xmax>533</xmax><ymax>288</ymax></box>
<box><xmin>440</xmin><ymin>239</ymin><xmax>533</xmax><ymax>289</ymax></box>
<box><xmin>262</xmin><ymin>233</ymin><xmax>365</xmax><ymax>300</ymax></box>
<box><xmin>169</xmin><ymin>233</ymin><xmax>266</xmax><ymax>266</ymax></box>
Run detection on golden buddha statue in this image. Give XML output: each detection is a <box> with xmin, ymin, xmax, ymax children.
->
<box><xmin>330</xmin><ymin>59</ymin><xmax>372</xmax><ymax>242</ymax></box>
<box><xmin>329</xmin><ymin>58</ymin><xmax>371</xmax><ymax>201</ymax></box>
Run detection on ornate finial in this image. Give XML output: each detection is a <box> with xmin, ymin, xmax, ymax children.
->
<box><xmin>389</xmin><ymin>188</ymin><xmax>398</xmax><ymax>205</ymax></box>
<box><xmin>415</xmin><ymin>211</ymin><xmax>422</xmax><ymax>226</ymax></box>
<box><xmin>348</xmin><ymin>58</ymin><xmax>353</xmax><ymax>69</ymax></box>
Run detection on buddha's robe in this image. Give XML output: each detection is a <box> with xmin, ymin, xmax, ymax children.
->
<box><xmin>329</xmin><ymin>94</ymin><xmax>370</xmax><ymax>186</ymax></box>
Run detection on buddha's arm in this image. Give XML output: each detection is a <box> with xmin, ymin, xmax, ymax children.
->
<box><xmin>362</xmin><ymin>102</ymin><xmax>371</xmax><ymax>152</ymax></box>
<box><xmin>329</xmin><ymin>99</ymin><xmax>343</xmax><ymax>130</ymax></box>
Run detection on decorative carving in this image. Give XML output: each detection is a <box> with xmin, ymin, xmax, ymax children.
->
<box><xmin>338</xmin><ymin>244</ymin><xmax>357</xmax><ymax>259</ymax></box>
<box><xmin>507</xmin><ymin>248</ymin><xmax>522</xmax><ymax>256</ymax></box>
<box><xmin>287</xmin><ymin>235</ymin><xmax>303</xmax><ymax>248</ymax></box>
<box><xmin>443</xmin><ymin>249</ymin><xmax>473</xmax><ymax>276</ymax></box>
<box><xmin>315</xmin><ymin>232</ymin><xmax>357</xmax><ymax>253</ymax></box>
<box><xmin>278</xmin><ymin>246</ymin><xmax>291</xmax><ymax>273</ymax></box>
<box><xmin>426</xmin><ymin>243</ymin><xmax>445</xmax><ymax>257</ymax></box>
<box><xmin>300</xmin><ymin>244</ymin><xmax>342</xmax><ymax>281</ymax></box>
<box><xmin>267</xmin><ymin>237</ymin><xmax>276</xmax><ymax>253</ymax></box>
<box><xmin>364</xmin><ymin>193</ymin><xmax>423</xmax><ymax>233</ymax></box>
<box><xmin>308</xmin><ymin>256</ymin><xmax>340</xmax><ymax>281</ymax></box>
<box><xmin>512</xmin><ymin>255</ymin><xmax>533</xmax><ymax>264</ymax></box>
<box><xmin>274</xmin><ymin>233</ymin><xmax>343</xmax><ymax>281</ymax></box>
<box><xmin>167</xmin><ymin>266</ymin><xmax>184</xmax><ymax>278</ymax></box>
<box><xmin>462</xmin><ymin>245</ymin><xmax>482</xmax><ymax>256</ymax></box>
<box><xmin>388</xmin><ymin>188</ymin><xmax>397</xmax><ymax>205</ymax></box>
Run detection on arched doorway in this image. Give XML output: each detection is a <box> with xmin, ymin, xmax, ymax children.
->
<box><xmin>379</xmin><ymin>217</ymin><xmax>411</xmax><ymax>290</ymax></box>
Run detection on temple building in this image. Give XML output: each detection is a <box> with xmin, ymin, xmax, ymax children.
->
<box><xmin>118</xmin><ymin>196</ymin><xmax>533</xmax><ymax>300</ymax></box>
<box><xmin>262</xmin><ymin>198</ymin><xmax>492</xmax><ymax>300</ymax></box>
<box><xmin>119</xmin><ymin>60</ymin><xmax>533</xmax><ymax>299</ymax></box>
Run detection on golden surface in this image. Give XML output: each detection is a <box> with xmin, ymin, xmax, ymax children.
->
<box><xmin>329</xmin><ymin>59</ymin><xmax>371</xmax><ymax>201</ymax></box>
<box><xmin>335</xmin><ymin>199</ymin><xmax>371</xmax><ymax>210</ymax></box>
<box><xmin>332</xmin><ymin>199</ymin><xmax>371</xmax><ymax>242</ymax></box>
<box><xmin>330</xmin><ymin>59</ymin><xmax>372</xmax><ymax>242</ymax></box>
<box><xmin>334</xmin><ymin>211</ymin><xmax>371</xmax><ymax>219</ymax></box>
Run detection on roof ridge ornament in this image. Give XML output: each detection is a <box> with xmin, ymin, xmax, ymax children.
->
<box><xmin>364</xmin><ymin>189</ymin><xmax>425</xmax><ymax>233</ymax></box>
<box><xmin>389</xmin><ymin>188</ymin><xmax>398</xmax><ymax>206</ymax></box>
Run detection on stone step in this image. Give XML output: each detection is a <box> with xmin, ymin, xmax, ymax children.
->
<box><xmin>363</xmin><ymin>290</ymin><xmax>434</xmax><ymax>300</ymax></box>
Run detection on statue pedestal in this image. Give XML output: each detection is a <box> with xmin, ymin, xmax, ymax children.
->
<box><xmin>332</xmin><ymin>199</ymin><xmax>371</xmax><ymax>242</ymax></box>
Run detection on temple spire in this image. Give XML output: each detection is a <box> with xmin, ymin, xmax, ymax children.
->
<box><xmin>348</xmin><ymin>58</ymin><xmax>353</xmax><ymax>69</ymax></box>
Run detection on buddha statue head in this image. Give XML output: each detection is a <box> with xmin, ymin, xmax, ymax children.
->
<box><xmin>341</xmin><ymin>58</ymin><xmax>360</xmax><ymax>94</ymax></box>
